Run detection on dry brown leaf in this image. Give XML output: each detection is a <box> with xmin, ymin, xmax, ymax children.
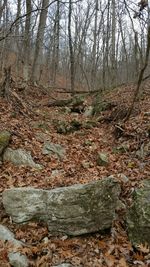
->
<box><xmin>98</xmin><ymin>240</ymin><xmax>107</xmax><ymax>250</ymax></box>
<box><xmin>137</xmin><ymin>243</ymin><xmax>150</xmax><ymax>254</ymax></box>
<box><xmin>118</xmin><ymin>257</ymin><xmax>128</xmax><ymax>267</ymax></box>
<box><xmin>133</xmin><ymin>252</ymin><xmax>144</xmax><ymax>261</ymax></box>
<box><xmin>104</xmin><ymin>252</ymin><xmax>116</xmax><ymax>267</ymax></box>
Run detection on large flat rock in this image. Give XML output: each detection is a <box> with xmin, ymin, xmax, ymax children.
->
<box><xmin>2</xmin><ymin>177</ymin><xmax>121</xmax><ymax>236</ymax></box>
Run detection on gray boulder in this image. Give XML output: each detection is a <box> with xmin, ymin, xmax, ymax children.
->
<box><xmin>0</xmin><ymin>130</ymin><xmax>11</xmax><ymax>155</ymax></box>
<box><xmin>8</xmin><ymin>252</ymin><xmax>29</xmax><ymax>267</ymax></box>
<box><xmin>2</xmin><ymin>177</ymin><xmax>121</xmax><ymax>236</ymax></box>
<box><xmin>127</xmin><ymin>179</ymin><xmax>150</xmax><ymax>246</ymax></box>
<box><xmin>3</xmin><ymin>148</ymin><xmax>43</xmax><ymax>169</ymax></box>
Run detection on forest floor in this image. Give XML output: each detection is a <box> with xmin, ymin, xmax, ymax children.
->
<box><xmin>0</xmin><ymin>80</ymin><xmax>150</xmax><ymax>266</ymax></box>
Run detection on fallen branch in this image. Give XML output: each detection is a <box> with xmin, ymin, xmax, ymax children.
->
<box><xmin>48</xmin><ymin>86</ymin><xmax>100</xmax><ymax>94</ymax></box>
<box><xmin>142</xmin><ymin>73</ymin><xmax>150</xmax><ymax>81</ymax></box>
<box><xmin>47</xmin><ymin>98</ymin><xmax>73</xmax><ymax>107</ymax></box>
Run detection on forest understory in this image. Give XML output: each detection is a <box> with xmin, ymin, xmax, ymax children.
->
<box><xmin>0</xmin><ymin>79</ymin><xmax>150</xmax><ymax>267</ymax></box>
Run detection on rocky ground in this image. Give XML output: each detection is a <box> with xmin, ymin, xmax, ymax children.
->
<box><xmin>0</xmin><ymin>81</ymin><xmax>150</xmax><ymax>266</ymax></box>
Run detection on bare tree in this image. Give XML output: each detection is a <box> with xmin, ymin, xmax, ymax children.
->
<box><xmin>125</xmin><ymin>0</ymin><xmax>149</xmax><ymax>121</ymax></box>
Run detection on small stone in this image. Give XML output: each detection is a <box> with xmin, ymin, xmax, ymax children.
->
<box><xmin>119</xmin><ymin>174</ymin><xmax>129</xmax><ymax>184</ymax></box>
<box><xmin>60</xmin><ymin>235</ymin><xmax>68</xmax><ymax>241</ymax></box>
<box><xmin>81</xmin><ymin>161</ymin><xmax>90</xmax><ymax>168</ymax></box>
<box><xmin>84</xmin><ymin>140</ymin><xmax>93</xmax><ymax>146</ymax></box>
<box><xmin>97</xmin><ymin>153</ymin><xmax>109</xmax><ymax>166</ymax></box>
<box><xmin>84</xmin><ymin>106</ymin><xmax>94</xmax><ymax>117</ymax></box>
<box><xmin>43</xmin><ymin>237</ymin><xmax>49</xmax><ymax>244</ymax></box>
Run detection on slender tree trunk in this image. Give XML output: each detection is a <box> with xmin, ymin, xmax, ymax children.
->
<box><xmin>118</xmin><ymin>17</ymin><xmax>129</xmax><ymax>83</ymax></box>
<box><xmin>31</xmin><ymin>0</ymin><xmax>49</xmax><ymax>83</ymax></box>
<box><xmin>105</xmin><ymin>0</ymin><xmax>111</xmax><ymax>87</ymax></box>
<box><xmin>15</xmin><ymin>0</ymin><xmax>22</xmax><ymax>75</ymax></box>
<box><xmin>51</xmin><ymin>0</ymin><xmax>60</xmax><ymax>84</ymax></box>
<box><xmin>23</xmin><ymin>0</ymin><xmax>31</xmax><ymax>81</ymax></box>
<box><xmin>91</xmin><ymin>0</ymin><xmax>98</xmax><ymax>90</ymax></box>
<box><xmin>0</xmin><ymin>0</ymin><xmax>8</xmax><ymax>70</ymax></box>
<box><xmin>111</xmin><ymin>0</ymin><xmax>116</xmax><ymax>87</ymax></box>
<box><xmin>68</xmin><ymin>0</ymin><xmax>75</xmax><ymax>95</ymax></box>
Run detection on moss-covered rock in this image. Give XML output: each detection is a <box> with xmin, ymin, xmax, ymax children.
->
<box><xmin>54</xmin><ymin>120</ymin><xmax>82</xmax><ymax>134</ymax></box>
<box><xmin>54</xmin><ymin>120</ymin><xmax>68</xmax><ymax>134</ymax></box>
<box><xmin>93</xmin><ymin>100</ymin><xmax>114</xmax><ymax>115</ymax></box>
<box><xmin>0</xmin><ymin>130</ymin><xmax>11</xmax><ymax>156</ymax></box>
<box><xmin>126</xmin><ymin>179</ymin><xmax>150</xmax><ymax>246</ymax></box>
<box><xmin>83</xmin><ymin>120</ymin><xmax>98</xmax><ymax>129</ymax></box>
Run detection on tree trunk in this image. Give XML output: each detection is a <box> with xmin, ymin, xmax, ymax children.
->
<box><xmin>23</xmin><ymin>0</ymin><xmax>32</xmax><ymax>81</ymax></box>
<box><xmin>68</xmin><ymin>0</ymin><xmax>75</xmax><ymax>95</ymax></box>
<box><xmin>111</xmin><ymin>0</ymin><xmax>116</xmax><ymax>87</ymax></box>
<box><xmin>31</xmin><ymin>0</ymin><xmax>49</xmax><ymax>83</ymax></box>
<box><xmin>51</xmin><ymin>0</ymin><xmax>60</xmax><ymax>84</ymax></box>
<box><xmin>90</xmin><ymin>0</ymin><xmax>98</xmax><ymax>90</ymax></box>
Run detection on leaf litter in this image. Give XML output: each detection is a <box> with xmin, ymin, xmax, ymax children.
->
<box><xmin>0</xmin><ymin>82</ymin><xmax>150</xmax><ymax>266</ymax></box>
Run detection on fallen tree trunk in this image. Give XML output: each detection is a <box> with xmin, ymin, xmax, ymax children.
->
<box><xmin>47</xmin><ymin>98</ymin><xmax>73</xmax><ymax>107</ymax></box>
